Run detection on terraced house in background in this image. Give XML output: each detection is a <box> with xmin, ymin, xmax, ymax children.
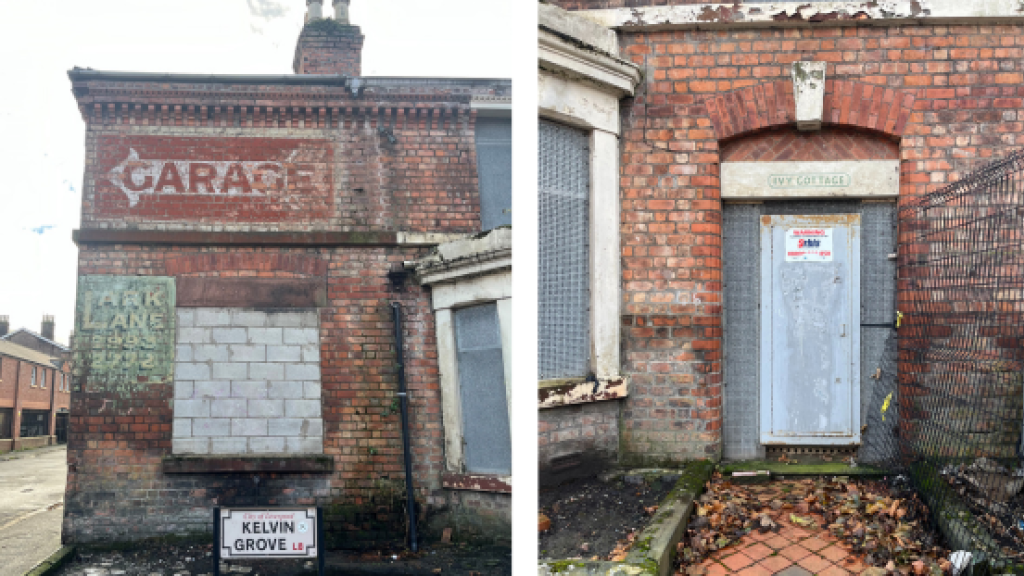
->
<box><xmin>538</xmin><ymin>0</ymin><xmax>1024</xmax><ymax>483</ymax></box>
<box><xmin>65</xmin><ymin>0</ymin><xmax>512</xmax><ymax>549</ymax></box>
<box><xmin>0</xmin><ymin>316</ymin><xmax>72</xmax><ymax>452</ymax></box>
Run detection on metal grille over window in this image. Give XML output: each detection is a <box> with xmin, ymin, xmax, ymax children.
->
<box><xmin>538</xmin><ymin>120</ymin><xmax>590</xmax><ymax>380</ymax></box>
<box><xmin>476</xmin><ymin>117</ymin><xmax>512</xmax><ymax>231</ymax></box>
<box><xmin>454</xmin><ymin>303</ymin><xmax>511</xmax><ymax>475</ymax></box>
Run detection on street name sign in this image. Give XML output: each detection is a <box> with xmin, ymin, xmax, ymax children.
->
<box><xmin>216</xmin><ymin>508</ymin><xmax>322</xmax><ymax>568</ymax></box>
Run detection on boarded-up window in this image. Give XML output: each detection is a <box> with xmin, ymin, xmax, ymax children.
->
<box><xmin>476</xmin><ymin>116</ymin><xmax>513</xmax><ymax>231</ymax></box>
<box><xmin>455</xmin><ymin>303</ymin><xmax>511</xmax><ymax>475</ymax></box>
<box><xmin>538</xmin><ymin>119</ymin><xmax>590</xmax><ymax>379</ymax></box>
<box><xmin>172</xmin><ymin>308</ymin><xmax>323</xmax><ymax>456</ymax></box>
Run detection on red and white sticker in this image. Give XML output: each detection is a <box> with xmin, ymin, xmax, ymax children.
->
<box><xmin>785</xmin><ymin>228</ymin><xmax>833</xmax><ymax>262</ymax></box>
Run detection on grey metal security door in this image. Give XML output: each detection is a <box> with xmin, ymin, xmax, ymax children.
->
<box><xmin>760</xmin><ymin>214</ymin><xmax>861</xmax><ymax>445</ymax></box>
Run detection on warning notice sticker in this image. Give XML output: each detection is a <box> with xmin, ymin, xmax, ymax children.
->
<box><xmin>785</xmin><ymin>228</ymin><xmax>833</xmax><ymax>262</ymax></box>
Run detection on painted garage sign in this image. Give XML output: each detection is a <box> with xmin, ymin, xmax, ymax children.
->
<box><xmin>73</xmin><ymin>276</ymin><xmax>176</xmax><ymax>392</ymax></box>
<box><xmin>785</xmin><ymin>228</ymin><xmax>833</xmax><ymax>262</ymax></box>
<box><xmin>94</xmin><ymin>136</ymin><xmax>333</xmax><ymax>222</ymax></box>
<box><xmin>109</xmin><ymin>149</ymin><xmax>307</xmax><ymax>207</ymax></box>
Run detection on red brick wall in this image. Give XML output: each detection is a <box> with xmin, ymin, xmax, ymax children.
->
<box><xmin>538</xmin><ymin>402</ymin><xmax>620</xmax><ymax>487</ymax></box>
<box><xmin>19</xmin><ymin>364</ymin><xmax>54</xmax><ymax>410</ymax></box>
<box><xmin>67</xmin><ymin>242</ymin><xmax>503</xmax><ymax>544</ymax></box>
<box><xmin>720</xmin><ymin>127</ymin><xmax>898</xmax><ymax>162</ymax></box>
<box><xmin>92</xmin><ymin>137</ymin><xmax>334</xmax><ymax>224</ymax></box>
<box><xmin>0</xmin><ymin>358</ymin><xmax>16</xmax><ymax>409</ymax></box>
<box><xmin>607</xmin><ymin>23</ymin><xmax>1024</xmax><ymax>463</ymax></box>
<box><xmin>67</xmin><ymin>74</ymin><xmax>510</xmax><ymax>545</ymax></box>
<box><xmin>78</xmin><ymin>90</ymin><xmax>483</xmax><ymax>235</ymax></box>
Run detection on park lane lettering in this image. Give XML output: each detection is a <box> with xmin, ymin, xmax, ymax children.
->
<box><xmin>107</xmin><ymin>148</ymin><xmax>317</xmax><ymax>207</ymax></box>
<box><xmin>82</xmin><ymin>289</ymin><xmax>167</xmax><ymax>331</ymax></box>
<box><xmin>73</xmin><ymin>277</ymin><xmax>176</xmax><ymax>389</ymax></box>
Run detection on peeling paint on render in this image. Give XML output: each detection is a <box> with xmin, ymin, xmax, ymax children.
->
<box><xmin>441</xmin><ymin>473</ymin><xmax>512</xmax><ymax>493</ymax></box>
<box><xmin>578</xmin><ymin>1</ymin><xmax>1024</xmax><ymax>30</ymax></box>
<box><xmin>538</xmin><ymin>377</ymin><xmax>630</xmax><ymax>408</ymax></box>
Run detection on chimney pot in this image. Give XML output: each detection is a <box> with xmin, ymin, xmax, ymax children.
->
<box><xmin>306</xmin><ymin>0</ymin><xmax>323</xmax><ymax>22</ymax></box>
<box><xmin>0</xmin><ymin>316</ymin><xmax>8</xmax><ymax>338</ymax></box>
<box><xmin>333</xmin><ymin>0</ymin><xmax>350</xmax><ymax>24</ymax></box>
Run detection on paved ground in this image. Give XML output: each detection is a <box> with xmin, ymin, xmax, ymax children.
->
<box><xmin>699</xmin><ymin>514</ymin><xmax>870</xmax><ymax>576</ymax></box>
<box><xmin>0</xmin><ymin>445</ymin><xmax>68</xmax><ymax>576</ymax></box>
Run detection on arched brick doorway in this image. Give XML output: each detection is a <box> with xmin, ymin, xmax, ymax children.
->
<box><xmin>720</xmin><ymin>125</ymin><xmax>902</xmax><ymax>461</ymax></box>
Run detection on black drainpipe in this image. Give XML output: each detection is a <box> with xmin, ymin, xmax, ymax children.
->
<box><xmin>390</xmin><ymin>302</ymin><xmax>419</xmax><ymax>552</ymax></box>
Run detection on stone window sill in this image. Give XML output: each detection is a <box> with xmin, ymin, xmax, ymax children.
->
<box><xmin>442</xmin><ymin>473</ymin><xmax>511</xmax><ymax>493</ymax></box>
<box><xmin>538</xmin><ymin>376</ymin><xmax>629</xmax><ymax>409</ymax></box>
<box><xmin>162</xmin><ymin>454</ymin><xmax>333</xmax><ymax>474</ymax></box>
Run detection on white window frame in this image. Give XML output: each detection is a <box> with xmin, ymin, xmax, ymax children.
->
<box><xmin>539</xmin><ymin>28</ymin><xmax>639</xmax><ymax>383</ymax></box>
<box><xmin>416</xmin><ymin>231</ymin><xmax>512</xmax><ymax>483</ymax></box>
<box><xmin>31</xmin><ymin>367</ymin><xmax>36</xmax><ymax>387</ymax></box>
<box><xmin>40</xmin><ymin>369</ymin><xmax>46</xmax><ymax>389</ymax></box>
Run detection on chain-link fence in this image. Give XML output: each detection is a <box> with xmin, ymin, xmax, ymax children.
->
<box><xmin>866</xmin><ymin>151</ymin><xmax>1024</xmax><ymax>571</ymax></box>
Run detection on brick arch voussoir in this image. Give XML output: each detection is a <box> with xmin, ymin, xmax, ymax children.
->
<box><xmin>164</xmin><ymin>253</ymin><xmax>327</xmax><ymax>277</ymax></box>
<box><xmin>705</xmin><ymin>79</ymin><xmax>916</xmax><ymax>142</ymax></box>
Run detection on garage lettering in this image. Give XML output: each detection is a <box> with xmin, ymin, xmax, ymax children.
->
<box><xmin>108</xmin><ymin>148</ymin><xmax>317</xmax><ymax>207</ymax></box>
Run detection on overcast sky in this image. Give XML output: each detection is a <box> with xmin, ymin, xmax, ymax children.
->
<box><xmin>0</xmin><ymin>0</ymin><xmax>514</xmax><ymax>345</ymax></box>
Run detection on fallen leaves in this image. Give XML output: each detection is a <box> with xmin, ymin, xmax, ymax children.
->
<box><xmin>674</xmin><ymin>473</ymin><xmax>952</xmax><ymax>574</ymax></box>
<box><xmin>608</xmin><ymin>530</ymin><xmax>636</xmax><ymax>561</ymax></box>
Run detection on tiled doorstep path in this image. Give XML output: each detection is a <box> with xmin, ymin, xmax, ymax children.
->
<box><xmin>695</xmin><ymin>513</ymin><xmax>873</xmax><ymax>575</ymax></box>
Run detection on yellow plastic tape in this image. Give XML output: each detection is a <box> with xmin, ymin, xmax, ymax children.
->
<box><xmin>896</xmin><ymin>311</ymin><xmax>903</xmax><ymax>329</ymax></box>
<box><xmin>881</xmin><ymin>392</ymin><xmax>893</xmax><ymax>422</ymax></box>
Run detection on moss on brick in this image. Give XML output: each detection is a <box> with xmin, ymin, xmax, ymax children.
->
<box><xmin>720</xmin><ymin>461</ymin><xmax>885</xmax><ymax>477</ymax></box>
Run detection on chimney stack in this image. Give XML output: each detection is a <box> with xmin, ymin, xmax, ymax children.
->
<box><xmin>294</xmin><ymin>0</ymin><xmax>363</xmax><ymax>76</ymax></box>
<box><xmin>41</xmin><ymin>315</ymin><xmax>55</xmax><ymax>341</ymax></box>
<box><xmin>0</xmin><ymin>316</ymin><xmax>8</xmax><ymax>338</ymax></box>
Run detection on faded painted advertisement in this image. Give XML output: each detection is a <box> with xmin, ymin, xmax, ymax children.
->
<box><xmin>108</xmin><ymin>149</ymin><xmax>304</xmax><ymax>207</ymax></box>
<box><xmin>73</xmin><ymin>276</ymin><xmax>176</xmax><ymax>392</ymax></box>
<box><xmin>92</xmin><ymin>136</ymin><xmax>333</xmax><ymax>222</ymax></box>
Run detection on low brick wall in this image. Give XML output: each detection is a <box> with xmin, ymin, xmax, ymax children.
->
<box><xmin>539</xmin><ymin>401</ymin><xmax>620</xmax><ymax>487</ymax></box>
<box><xmin>0</xmin><ymin>436</ymin><xmax>55</xmax><ymax>453</ymax></box>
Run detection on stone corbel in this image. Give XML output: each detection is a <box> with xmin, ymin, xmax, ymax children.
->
<box><xmin>793</xmin><ymin>61</ymin><xmax>826</xmax><ymax>131</ymax></box>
